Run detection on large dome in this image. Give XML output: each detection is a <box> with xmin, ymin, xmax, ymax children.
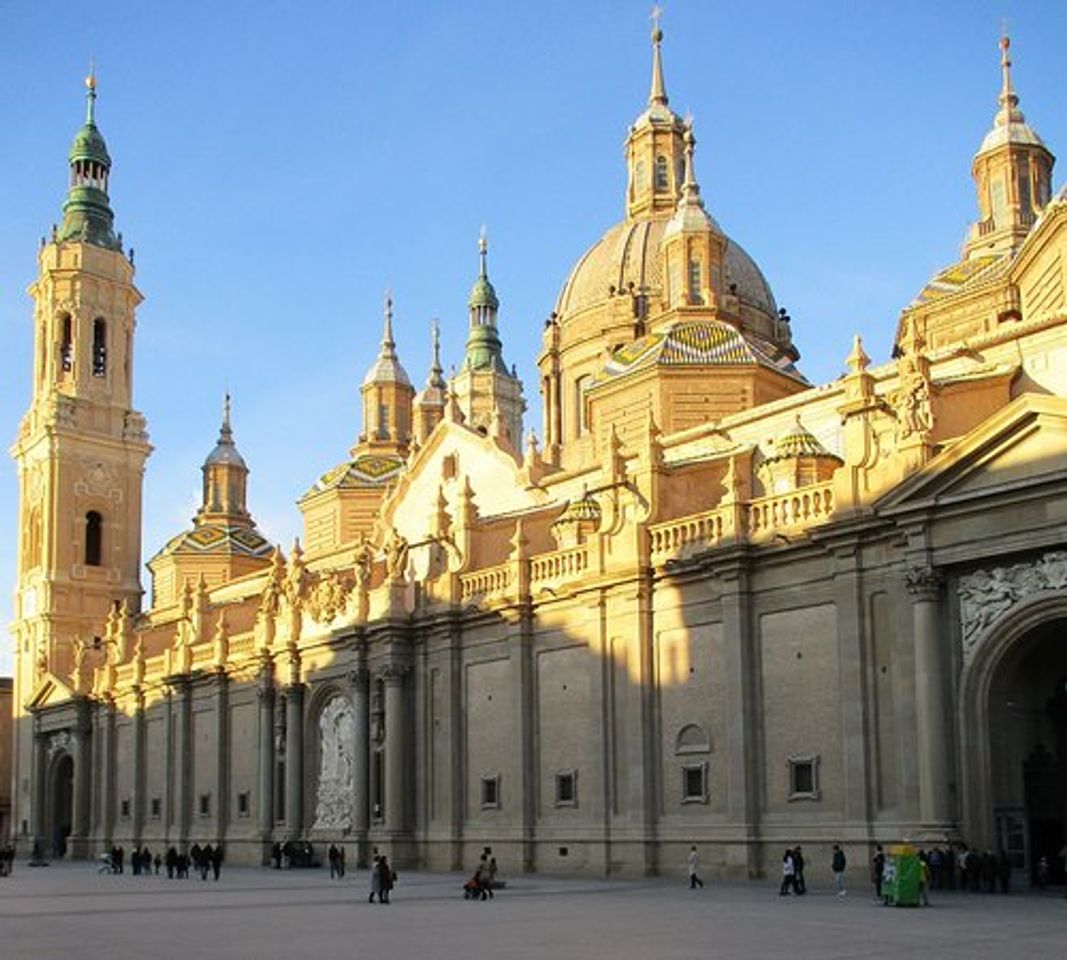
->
<box><xmin>554</xmin><ymin>217</ymin><xmax>778</xmax><ymax>322</ymax></box>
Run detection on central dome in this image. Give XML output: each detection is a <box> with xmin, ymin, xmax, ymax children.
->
<box><xmin>554</xmin><ymin>216</ymin><xmax>778</xmax><ymax>326</ymax></box>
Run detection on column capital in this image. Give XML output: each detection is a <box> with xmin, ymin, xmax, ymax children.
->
<box><xmin>380</xmin><ymin>661</ymin><xmax>411</xmax><ymax>686</ymax></box>
<box><xmin>905</xmin><ymin>564</ymin><xmax>943</xmax><ymax>601</ymax></box>
<box><xmin>347</xmin><ymin>666</ymin><xmax>370</xmax><ymax>691</ymax></box>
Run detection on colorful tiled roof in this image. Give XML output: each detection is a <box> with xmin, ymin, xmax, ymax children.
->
<box><xmin>154</xmin><ymin>524</ymin><xmax>272</xmax><ymax>559</ymax></box>
<box><xmin>310</xmin><ymin>454</ymin><xmax>405</xmax><ymax>494</ymax></box>
<box><xmin>909</xmin><ymin>254</ymin><xmax>1008</xmax><ymax>308</ymax></box>
<box><xmin>598</xmin><ymin>320</ymin><xmax>805</xmax><ymax>382</ymax></box>
<box><xmin>762</xmin><ymin>417</ymin><xmax>842</xmax><ymax>465</ymax></box>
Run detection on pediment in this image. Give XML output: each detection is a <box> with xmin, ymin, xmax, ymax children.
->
<box><xmin>877</xmin><ymin>395</ymin><xmax>1067</xmax><ymax>513</ymax></box>
<box><xmin>26</xmin><ymin>672</ymin><xmax>77</xmax><ymax>710</ymax></box>
<box><xmin>379</xmin><ymin>420</ymin><xmax>546</xmax><ymax>543</ymax></box>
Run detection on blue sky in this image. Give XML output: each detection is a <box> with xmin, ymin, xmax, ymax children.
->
<box><xmin>2</xmin><ymin>1</ymin><xmax>1065</xmax><ymax>673</ymax></box>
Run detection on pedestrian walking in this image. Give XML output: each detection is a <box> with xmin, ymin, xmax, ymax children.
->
<box><xmin>328</xmin><ymin>844</ymin><xmax>339</xmax><ymax>879</ymax></box>
<box><xmin>687</xmin><ymin>846</ymin><xmax>704</xmax><ymax>889</ymax></box>
<box><xmin>872</xmin><ymin>845</ymin><xmax>886</xmax><ymax>900</ymax></box>
<box><xmin>793</xmin><ymin>846</ymin><xmax>806</xmax><ymax>894</ymax></box>
<box><xmin>831</xmin><ymin>844</ymin><xmax>847</xmax><ymax>895</ymax></box>
<box><xmin>368</xmin><ymin>855</ymin><xmax>382</xmax><ymax>903</ymax></box>
<box><xmin>379</xmin><ymin>855</ymin><xmax>395</xmax><ymax>904</ymax></box>
<box><xmin>779</xmin><ymin>849</ymin><xmax>797</xmax><ymax>895</ymax></box>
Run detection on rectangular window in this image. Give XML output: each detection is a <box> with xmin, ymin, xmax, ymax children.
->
<box><xmin>480</xmin><ymin>776</ymin><xmax>500</xmax><ymax>810</ymax></box>
<box><xmin>150</xmin><ymin>797</ymin><xmax>161</xmax><ymax>819</ymax></box>
<box><xmin>681</xmin><ymin>763</ymin><xmax>708</xmax><ymax>803</ymax></box>
<box><xmin>275</xmin><ymin>760</ymin><xmax>286</xmax><ymax>823</ymax></box>
<box><xmin>688</xmin><ymin>259</ymin><xmax>703</xmax><ymax>305</ymax></box>
<box><xmin>120</xmin><ymin>799</ymin><xmax>130</xmax><ymax>819</ymax></box>
<box><xmin>92</xmin><ymin>318</ymin><xmax>107</xmax><ymax>377</ymax></box>
<box><xmin>198</xmin><ymin>793</ymin><xmax>211</xmax><ymax>817</ymax></box>
<box><xmin>788</xmin><ymin>754</ymin><xmax>820</xmax><ymax>801</ymax></box>
<box><xmin>554</xmin><ymin>770</ymin><xmax>577</xmax><ymax>808</ymax></box>
<box><xmin>372</xmin><ymin>750</ymin><xmax>384</xmax><ymax>821</ymax></box>
<box><xmin>237</xmin><ymin>791</ymin><xmax>250</xmax><ymax>817</ymax></box>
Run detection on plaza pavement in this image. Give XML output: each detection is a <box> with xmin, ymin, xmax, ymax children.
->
<box><xmin>0</xmin><ymin>862</ymin><xmax>1064</xmax><ymax>960</ymax></box>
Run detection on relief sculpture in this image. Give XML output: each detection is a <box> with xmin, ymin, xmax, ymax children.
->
<box><xmin>312</xmin><ymin>695</ymin><xmax>356</xmax><ymax>831</ymax></box>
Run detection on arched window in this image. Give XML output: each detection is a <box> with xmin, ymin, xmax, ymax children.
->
<box><xmin>60</xmin><ymin>314</ymin><xmax>73</xmax><ymax>373</ymax></box>
<box><xmin>575</xmin><ymin>375</ymin><xmax>592</xmax><ymax>436</ymax></box>
<box><xmin>92</xmin><ymin>319</ymin><xmax>107</xmax><ymax>377</ymax></box>
<box><xmin>378</xmin><ymin>403</ymin><xmax>390</xmax><ymax>439</ymax></box>
<box><xmin>655</xmin><ymin>155</ymin><xmax>669</xmax><ymax>190</ymax></box>
<box><xmin>85</xmin><ymin>511</ymin><xmax>103</xmax><ymax>566</ymax></box>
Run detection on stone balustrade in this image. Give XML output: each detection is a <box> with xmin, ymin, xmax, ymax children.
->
<box><xmin>648</xmin><ymin>507</ymin><xmax>726</xmax><ymax>561</ymax></box>
<box><xmin>745</xmin><ymin>482</ymin><xmax>834</xmax><ymax>538</ymax></box>
<box><xmin>530</xmin><ymin>544</ymin><xmax>589</xmax><ymax>587</ymax></box>
<box><xmin>459</xmin><ymin>563</ymin><xmax>512</xmax><ymax>604</ymax></box>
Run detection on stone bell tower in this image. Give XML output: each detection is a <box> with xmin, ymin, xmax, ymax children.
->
<box><xmin>10</xmin><ymin>71</ymin><xmax>151</xmax><ymax>838</ymax></box>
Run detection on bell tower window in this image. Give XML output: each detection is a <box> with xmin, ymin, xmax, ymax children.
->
<box><xmin>92</xmin><ymin>319</ymin><xmax>107</xmax><ymax>377</ymax></box>
<box><xmin>85</xmin><ymin>511</ymin><xmax>103</xmax><ymax>567</ymax></box>
<box><xmin>688</xmin><ymin>260</ymin><xmax>703</xmax><ymax>305</ymax></box>
<box><xmin>60</xmin><ymin>314</ymin><xmax>73</xmax><ymax>373</ymax></box>
<box><xmin>655</xmin><ymin>155</ymin><xmax>669</xmax><ymax>190</ymax></box>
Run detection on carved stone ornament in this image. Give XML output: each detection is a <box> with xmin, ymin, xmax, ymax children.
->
<box><xmin>305</xmin><ymin>570</ymin><xmax>354</xmax><ymax>624</ymax></box>
<box><xmin>905</xmin><ymin>564</ymin><xmax>943</xmax><ymax>600</ymax></box>
<box><xmin>48</xmin><ymin>730</ymin><xmax>72</xmax><ymax>758</ymax></box>
<box><xmin>958</xmin><ymin>551</ymin><xmax>1067</xmax><ymax>665</ymax></box>
<box><xmin>312</xmin><ymin>695</ymin><xmax>356</xmax><ymax>831</ymax></box>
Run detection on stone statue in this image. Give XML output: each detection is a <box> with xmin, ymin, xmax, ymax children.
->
<box><xmin>213</xmin><ymin>613</ymin><xmax>229</xmax><ymax>669</ymax></box>
<box><xmin>71</xmin><ymin>635</ymin><xmax>86</xmax><ymax>692</ymax></box>
<box><xmin>312</xmin><ymin>695</ymin><xmax>357</xmax><ymax>831</ymax></box>
<box><xmin>384</xmin><ymin>529</ymin><xmax>409</xmax><ymax>583</ymax></box>
<box><xmin>260</xmin><ymin>548</ymin><xmax>284</xmax><ymax>617</ymax></box>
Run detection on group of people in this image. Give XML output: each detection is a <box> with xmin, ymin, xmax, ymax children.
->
<box><xmin>368</xmin><ymin>854</ymin><xmax>395</xmax><ymax>903</ymax></box>
<box><xmin>327</xmin><ymin>844</ymin><xmax>347</xmax><ymax>878</ymax></box>
<box><xmin>778</xmin><ymin>846</ymin><xmax>808</xmax><ymax>895</ymax></box>
<box><xmin>101</xmin><ymin>843</ymin><xmax>222</xmax><ymax>880</ymax></box>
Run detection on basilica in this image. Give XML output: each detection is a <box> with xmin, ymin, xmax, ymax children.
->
<box><xmin>9</xmin><ymin>23</ymin><xmax>1067</xmax><ymax>883</ymax></box>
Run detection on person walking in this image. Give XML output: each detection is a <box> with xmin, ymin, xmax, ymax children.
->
<box><xmin>687</xmin><ymin>846</ymin><xmax>704</xmax><ymax>889</ymax></box>
<box><xmin>328</xmin><ymin>844</ymin><xmax>339</xmax><ymax>879</ymax></box>
<box><xmin>872</xmin><ymin>845</ymin><xmax>886</xmax><ymax>900</ymax></box>
<box><xmin>379</xmin><ymin>855</ymin><xmax>395</xmax><ymax>904</ymax></box>
<box><xmin>793</xmin><ymin>846</ymin><xmax>806</xmax><ymax>894</ymax></box>
<box><xmin>368</xmin><ymin>855</ymin><xmax>382</xmax><ymax>903</ymax></box>
<box><xmin>779</xmin><ymin>849</ymin><xmax>797</xmax><ymax>895</ymax></box>
<box><xmin>831</xmin><ymin>844</ymin><xmax>847</xmax><ymax>896</ymax></box>
<box><xmin>211</xmin><ymin>845</ymin><xmax>222</xmax><ymax>881</ymax></box>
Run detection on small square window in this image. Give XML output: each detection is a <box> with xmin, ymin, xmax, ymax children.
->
<box><xmin>788</xmin><ymin>754</ymin><xmax>820</xmax><ymax>801</ymax></box>
<box><xmin>554</xmin><ymin>771</ymin><xmax>577</xmax><ymax>807</ymax></box>
<box><xmin>237</xmin><ymin>792</ymin><xmax>251</xmax><ymax>817</ymax></box>
<box><xmin>120</xmin><ymin>799</ymin><xmax>130</xmax><ymax>819</ymax></box>
<box><xmin>198</xmin><ymin>793</ymin><xmax>212</xmax><ymax>817</ymax></box>
<box><xmin>681</xmin><ymin>763</ymin><xmax>708</xmax><ymax>803</ymax></box>
<box><xmin>150</xmin><ymin>797</ymin><xmax>161</xmax><ymax>819</ymax></box>
<box><xmin>480</xmin><ymin>776</ymin><xmax>500</xmax><ymax>810</ymax></box>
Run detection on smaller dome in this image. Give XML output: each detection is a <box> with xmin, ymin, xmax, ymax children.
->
<box><xmin>69</xmin><ymin>123</ymin><xmax>111</xmax><ymax>166</ymax></box>
<box><xmin>204</xmin><ymin>441</ymin><xmax>247</xmax><ymax>469</ymax></box>
<box><xmin>362</xmin><ymin>355</ymin><xmax>411</xmax><ymax>388</ymax></box>
<box><xmin>978</xmin><ymin>121</ymin><xmax>1045</xmax><ymax>154</ymax></box>
<box><xmin>762</xmin><ymin>416</ymin><xmax>841</xmax><ymax>465</ymax></box>
<box><xmin>468</xmin><ymin>275</ymin><xmax>499</xmax><ymax>311</ymax></box>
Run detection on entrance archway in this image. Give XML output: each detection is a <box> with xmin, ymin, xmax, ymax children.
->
<box><xmin>965</xmin><ymin>610</ymin><xmax>1067</xmax><ymax>886</ymax></box>
<box><xmin>47</xmin><ymin>753</ymin><xmax>73</xmax><ymax>859</ymax></box>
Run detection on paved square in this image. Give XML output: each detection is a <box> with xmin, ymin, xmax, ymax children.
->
<box><xmin>0</xmin><ymin>864</ymin><xmax>1064</xmax><ymax>960</ymax></box>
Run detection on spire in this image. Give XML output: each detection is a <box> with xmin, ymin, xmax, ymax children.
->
<box><xmin>199</xmin><ymin>392</ymin><xmax>250</xmax><ymax>524</ymax></box>
<box><xmin>995</xmin><ymin>32</ymin><xmax>1023</xmax><ymax>126</ymax></box>
<box><xmin>464</xmin><ymin>229</ymin><xmax>506</xmax><ymax>372</ymax></box>
<box><xmin>649</xmin><ymin>5</ymin><xmax>668</xmax><ymax>106</ymax></box>
<box><xmin>429</xmin><ymin>319</ymin><xmax>444</xmax><ymax>384</ymax></box>
<box><xmin>679</xmin><ymin>120</ymin><xmax>701</xmax><ymax>206</ymax></box>
<box><xmin>204</xmin><ymin>392</ymin><xmax>246</xmax><ymax>470</ymax></box>
<box><xmin>58</xmin><ymin>67</ymin><xmax>119</xmax><ymax>249</ymax></box>
<box><xmin>362</xmin><ymin>289</ymin><xmax>412</xmax><ymax>387</ymax></box>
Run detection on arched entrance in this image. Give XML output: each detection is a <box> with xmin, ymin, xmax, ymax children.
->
<box><xmin>47</xmin><ymin>753</ymin><xmax>73</xmax><ymax>859</ymax></box>
<box><xmin>964</xmin><ymin>607</ymin><xmax>1067</xmax><ymax>887</ymax></box>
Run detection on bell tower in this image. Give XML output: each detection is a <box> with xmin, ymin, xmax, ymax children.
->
<box><xmin>10</xmin><ymin>71</ymin><xmax>151</xmax><ymax>716</ymax></box>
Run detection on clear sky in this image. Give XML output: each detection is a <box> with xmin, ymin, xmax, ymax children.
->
<box><xmin>2</xmin><ymin>1</ymin><xmax>1065</xmax><ymax>674</ymax></box>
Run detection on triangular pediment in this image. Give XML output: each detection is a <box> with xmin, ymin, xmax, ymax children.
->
<box><xmin>26</xmin><ymin>672</ymin><xmax>77</xmax><ymax>710</ymax></box>
<box><xmin>379</xmin><ymin>420</ymin><xmax>547</xmax><ymax>543</ymax></box>
<box><xmin>877</xmin><ymin>395</ymin><xmax>1067</xmax><ymax>513</ymax></box>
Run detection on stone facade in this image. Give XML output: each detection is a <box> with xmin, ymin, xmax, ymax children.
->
<box><xmin>10</xmin><ymin>28</ymin><xmax>1067</xmax><ymax>881</ymax></box>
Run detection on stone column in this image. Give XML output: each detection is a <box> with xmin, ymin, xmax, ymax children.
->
<box><xmin>31</xmin><ymin>724</ymin><xmax>47</xmax><ymax>858</ymax></box>
<box><xmin>285</xmin><ymin>684</ymin><xmax>305</xmax><ymax>837</ymax></box>
<box><xmin>907</xmin><ymin>565</ymin><xmax>952</xmax><ymax>826</ymax></box>
<box><xmin>257</xmin><ymin>663</ymin><xmax>275</xmax><ymax>845</ymax></box>
<box><xmin>131</xmin><ymin>690</ymin><xmax>146</xmax><ymax>845</ymax></box>
<box><xmin>348</xmin><ymin>664</ymin><xmax>370</xmax><ymax>863</ymax></box>
<box><xmin>719</xmin><ymin>557</ymin><xmax>761</xmax><ymax>878</ymax></box>
<box><xmin>161</xmin><ymin>691</ymin><xmax>173</xmax><ymax>846</ymax></box>
<box><xmin>382</xmin><ymin>662</ymin><xmax>409</xmax><ymax>836</ymax></box>
<box><xmin>171</xmin><ymin>679</ymin><xmax>192</xmax><ymax>845</ymax></box>
<box><xmin>214</xmin><ymin>675</ymin><xmax>229</xmax><ymax>843</ymax></box>
<box><xmin>70</xmin><ymin>702</ymin><xmax>92</xmax><ymax>856</ymax></box>
<box><xmin>99</xmin><ymin>699</ymin><xmax>117</xmax><ymax>846</ymax></box>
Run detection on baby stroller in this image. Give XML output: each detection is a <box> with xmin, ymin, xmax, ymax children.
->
<box><xmin>98</xmin><ymin>851</ymin><xmax>118</xmax><ymax>874</ymax></box>
<box><xmin>462</xmin><ymin>874</ymin><xmax>483</xmax><ymax>900</ymax></box>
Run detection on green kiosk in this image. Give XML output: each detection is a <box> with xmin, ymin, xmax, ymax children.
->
<box><xmin>883</xmin><ymin>844</ymin><xmax>921</xmax><ymax>906</ymax></box>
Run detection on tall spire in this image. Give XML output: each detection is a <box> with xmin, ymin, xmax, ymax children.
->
<box><xmin>362</xmin><ymin>288</ymin><xmax>411</xmax><ymax>387</ymax></box>
<box><xmin>430</xmin><ymin>319</ymin><xmax>444</xmax><ymax>383</ymax></box>
<box><xmin>649</xmin><ymin>5</ymin><xmax>668</xmax><ymax>106</ymax></box>
<box><xmin>58</xmin><ymin>67</ymin><xmax>120</xmax><ymax>249</ymax></box>
<box><xmin>995</xmin><ymin>32</ymin><xmax>1024</xmax><ymax>127</ymax></box>
<box><xmin>679</xmin><ymin>119</ymin><xmax>700</xmax><ymax>205</ymax></box>
<box><xmin>381</xmin><ymin>289</ymin><xmax>396</xmax><ymax>353</ymax></box>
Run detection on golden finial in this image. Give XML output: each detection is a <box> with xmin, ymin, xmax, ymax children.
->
<box><xmin>651</xmin><ymin>4</ymin><xmax>663</xmax><ymax>41</ymax></box>
<box><xmin>86</xmin><ymin>56</ymin><xmax>97</xmax><ymax>90</ymax></box>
